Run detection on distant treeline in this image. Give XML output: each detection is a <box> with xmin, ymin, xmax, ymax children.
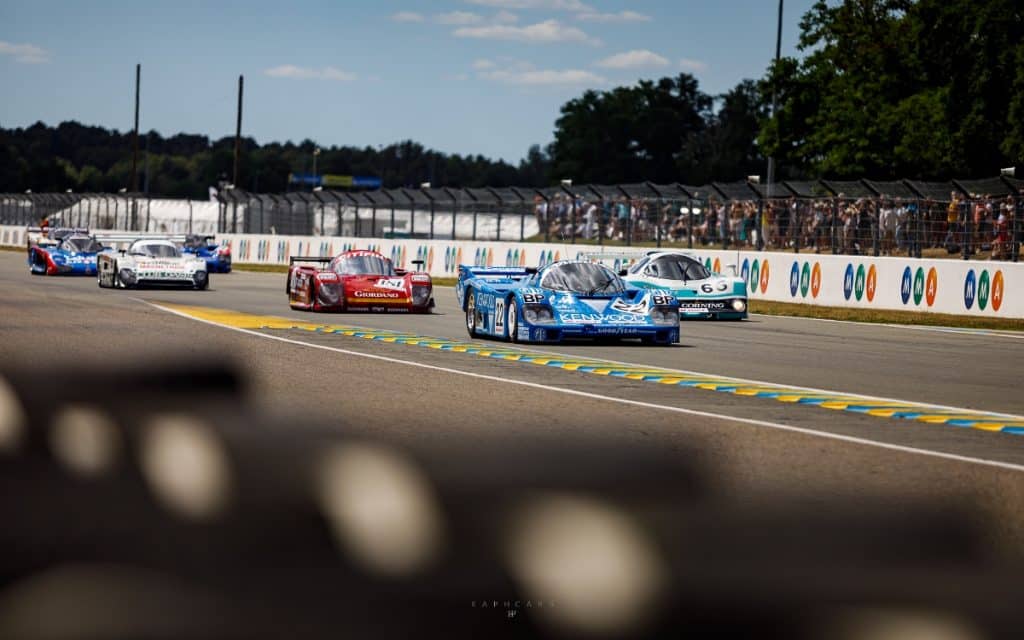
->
<box><xmin>2</xmin><ymin>0</ymin><xmax>1021</xmax><ymax>197</ymax></box>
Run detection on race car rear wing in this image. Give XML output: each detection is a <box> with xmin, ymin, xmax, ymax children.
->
<box><xmin>458</xmin><ymin>265</ymin><xmax>537</xmax><ymax>281</ymax></box>
<box><xmin>91</xmin><ymin>233</ymin><xmax>189</xmax><ymax>250</ymax></box>
<box><xmin>289</xmin><ymin>256</ymin><xmax>332</xmax><ymax>267</ymax></box>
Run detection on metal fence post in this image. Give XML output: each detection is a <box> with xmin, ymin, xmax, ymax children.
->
<box><xmin>722</xmin><ymin>201</ymin><xmax>731</xmax><ymax>251</ymax></box>
<box><xmin>961</xmin><ymin>199</ymin><xmax>970</xmax><ymax>260</ymax></box>
<box><xmin>1013</xmin><ymin>194</ymin><xmax>1021</xmax><ymax>262</ymax></box>
<box><xmin>429</xmin><ymin>200</ymin><xmax>435</xmax><ymax>240</ymax></box>
<box><xmin>872</xmin><ymin>203</ymin><xmax>880</xmax><ymax>257</ymax></box>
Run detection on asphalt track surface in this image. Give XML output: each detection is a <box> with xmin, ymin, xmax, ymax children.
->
<box><xmin>2</xmin><ymin>250</ymin><xmax>1024</xmax><ymax>550</ymax></box>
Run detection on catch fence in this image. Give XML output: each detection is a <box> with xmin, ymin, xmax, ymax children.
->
<box><xmin>2</xmin><ymin>173</ymin><xmax>1021</xmax><ymax>260</ymax></box>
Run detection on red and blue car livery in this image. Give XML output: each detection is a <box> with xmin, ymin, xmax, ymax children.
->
<box><xmin>27</xmin><ymin>228</ymin><xmax>113</xmax><ymax>276</ymax></box>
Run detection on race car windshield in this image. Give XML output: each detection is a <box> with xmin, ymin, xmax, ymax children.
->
<box><xmin>132</xmin><ymin>244</ymin><xmax>180</xmax><ymax>258</ymax></box>
<box><xmin>63</xmin><ymin>237</ymin><xmax>103</xmax><ymax>253</ymax></box>
<box><xmin>333</xmin><ymin>255</ymin><xmax>395</xmax><ymax>276</ymax></box>
<box><xmin>648</xmin><ymin>257</ymin><xmax>711</xmax><ymax>281</ymax></box>
<box><xmin>541</xmin><ymin>262</ymin><xmax>625</xmax><ymax>295</ymax></box>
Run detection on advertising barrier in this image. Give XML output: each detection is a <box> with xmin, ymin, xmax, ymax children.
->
<box><xmin>2</xmin><ymin>224</ymin><xmax>1020</xmax><ymax>318</ymax></box>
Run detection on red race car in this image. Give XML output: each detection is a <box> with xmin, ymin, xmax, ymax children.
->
<box><xmin>287</xmin><ymin>250</ymin><xmax>434</xmax><ymax>313</ymax></box>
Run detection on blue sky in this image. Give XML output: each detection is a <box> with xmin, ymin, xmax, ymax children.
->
<box><xmin>1</xmin><ymin>0</ymin><xmax>818</xmax><ymax>163</ymax></box>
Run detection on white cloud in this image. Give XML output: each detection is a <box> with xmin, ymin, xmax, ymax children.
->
<box><xmin>472</xmin><ymin>58</ymin><xmax>497</xmax><ymax>70</ymax></box>
<box><xmin>481</xmin><ymin>67</ymin><xmax>607</xmax><ymax>86</ymax></box>
<box><xmin>466</xmin><ymin>0</ymin><xmax>592</xmax><ymax>10</ymax></box>
<box><xmin>264</xmin><ymin>65</ymin><xmax>357</xmax><ymax>81</ymax></box>
<box><xmin>494</xmin><ymin>10</ymin><xmax>519</xmax><ymax>23</ymax></box>
<box><xmin>596</xmin><ymin>50</ymin><xmax>668</xmax><ymax>69</ymax></box>
<box><xmin>391</xmin><ymin>11</ymin><xmax>425</xmax><ymax>22</ymax></box>
<box><xmin>577</xmin><ymin>10</ymin><xmax>650</xmax><ymax>23</ymax></box>
<box><xmin>0</xmin><ymin>40</ymin><xmax>50</xmax><ymax>64</ymax></box>
<box><xmin>435</xmin><ymin>11</ymin><xmax>484</xmax><ymax>25</ymax></box>
<box><xmin>679</xmin><ymin>58</ymin><xmax>708</xmax><ymax>72</ymax></box>
<box><xmin>454</xmin><ymin>19</ymin><xmax>596</xmax><ymax>45</ymax></box>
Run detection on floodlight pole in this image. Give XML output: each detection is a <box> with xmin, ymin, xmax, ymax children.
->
<box><xmin>131</xmin><ymin>63</ymin><xmax>141</xmax><ymax>192</ymax></box>
<box><xmin>234</xmin><ymin>75</ymin><xmax>244</xmax><ymax>188</ymax></box>
<box><xmin>765</xmin><ymin>0</ymin><xmax>783</xmax><ymax>207</ymax></box>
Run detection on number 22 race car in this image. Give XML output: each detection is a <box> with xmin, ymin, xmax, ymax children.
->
<box><xmin>287</xmin><ymin>250</ymin><xmax>434</xmax><ymax>313</ymax></box>
<box><xmin>456</xmin><ymin>260</ymin><xmax>680</xmax><ymax>344</ymax></box>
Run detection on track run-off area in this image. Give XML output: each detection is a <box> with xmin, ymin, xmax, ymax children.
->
<box><xmin>2</xmin><ymin>250</ymin><xmax>1024</xmax><ymax>548</ymax></box>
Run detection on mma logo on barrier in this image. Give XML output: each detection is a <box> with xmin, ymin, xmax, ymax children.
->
<box><xmin>790</xmin><ymin>261</ymin><xmax>800</xmax><ymax>297</ymax></box>
<box><xmin>901</xmin><ymin>267</ymin><xmax>913</xmax><ymax>304</ymax></box>
<box><xmin>844</xmin><ymin>264</ymin><xmax>855</xmax><ymax>300</ymax></box>
<box><xmin>713</xmin><ymin>257</ymin><xmax>721</xmax><ymax>274</ymax></box>
<box><xmin>811</xmin><ymin>262</ymin><xmax>822</xmax><ymax>298</ymax></box>
<box><xmin>750</xmin><ymin>260</ymin><xmax>760</xmax><ymax>294</ymax></box>
<box><xmin>740</xmin><ymin>258</ymin><xmax>750</xmax><ymax>285</ymax></box>
<box><xmin>759</xmin><ymin>260</ymin><xmax>770</xmax><ymax>293</ymax></box>
<box><xmin>966</xmin><ymin>269</ymin><xmax>1006</xmax><ymax>312</ymax></box>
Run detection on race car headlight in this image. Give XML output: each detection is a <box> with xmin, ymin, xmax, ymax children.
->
<box><xmin>524</xmin><ymin>305</ymin><xmax>555</xmax><ymax>324</ymax></box>
<box><xmin>317</xmin><ymin>282</ymin><xmax>340</xmax><ymax>304</ymax></box>
<box><xmin>732</xmin><ymin>299</ymin><xmax>747</xmax><ymax>312</ymax></box>
<box><xmin>651</xmin><ymin>307</ymin><xmax>679</xmax><ymax>325</ymax></box>
<box><xmin>411</xmin><ymin>285</ymin><xmax>431</xmax><ymax>306</ymax></box>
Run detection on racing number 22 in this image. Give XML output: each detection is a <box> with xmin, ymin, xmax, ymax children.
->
<box><xmin>495</xmin><ymin>299</ymin><xmax>505</xmax><ymax>334</ymax></box>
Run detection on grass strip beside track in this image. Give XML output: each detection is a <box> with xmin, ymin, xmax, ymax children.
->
<box><xmin>750</xmin><ymin>300</ymin><xmax>1024</xmax><ymax>331</ymax></box>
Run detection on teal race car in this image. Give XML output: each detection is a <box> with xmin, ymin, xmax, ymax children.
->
<box><xmin>587</xmin><ymin>251</ymin><xmax>748</xmax><ymax>320</ymax></box>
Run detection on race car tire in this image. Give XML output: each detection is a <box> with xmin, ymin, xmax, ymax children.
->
<box><xmin>506</xmin><ymin>297</ymin><xmax>519</xmax><ymax>343</ymax></box>
<box><xmin>465</xmin><ymin>289</ymin><xmax>479</xmax><ymax>338</ymax></box>
<box><xmin>309</xmin><ymin>280</ymin><xmax>317</xmax><ymax>312</ymax></box>
<box><xmin>194</xmin><ymin>275</ymin><xmax>209</xmax><ymax>291</ymax></box>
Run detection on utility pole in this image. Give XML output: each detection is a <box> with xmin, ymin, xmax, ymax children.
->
<box><xmin>766</xmin><ymin>0</ymin><xmax>783</xmax><ymax>197</ymax></box>
<box><xmin>234</xmin><ymin>75</ymin><xmax>244</xmax><ymax>188</ymax></box>
<box><xmin>131</xmin><ymin>63</ymin><xmax>141</xmax><ymax>192</ymax></box>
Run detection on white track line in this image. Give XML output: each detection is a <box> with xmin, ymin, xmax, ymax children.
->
<box><xmin>146</xmin><ymin>301</ymin><xmax>1024</xmax><ymax>473</ymax></box>
<box><xmin>753</xmin><ymin>312</ymin><xmax>1024</xmax><ymax>339</ymax></box>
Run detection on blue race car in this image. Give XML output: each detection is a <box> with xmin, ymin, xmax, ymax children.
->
<box><xmin>27</xmin><ymin>228</ymin><xmax>113</xmax><ymax>276</ymax></box>
<box><xmin>456</xmin><ymin>260</ymin><xmax>680</xmax><ymax>344</ymax></box>
<box><xmin>182</xmin><ymin>234</ymin><xmax>232</xmax><ymax>273</ymax></box>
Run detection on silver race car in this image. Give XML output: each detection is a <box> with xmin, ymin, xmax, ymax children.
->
<box><xmin>98</xmin><ymin>237</ymin><xmax>209</xmax><ymax>290</ymax></box>
<box><xmin>586</xmin><ymin>250</ymin><xmax>748</xmax><ymax>320</ymax></box>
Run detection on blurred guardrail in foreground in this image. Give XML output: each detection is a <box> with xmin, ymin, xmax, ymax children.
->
<box><xmin>1</xmin><ymin>360</ymin><xmax>1022</xmax><ymax>639</ymax></box>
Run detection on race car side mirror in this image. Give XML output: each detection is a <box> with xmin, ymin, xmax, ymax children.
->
<box><xmin>618</xmin><ymin>268</ymin><xmax>628</xmax><ymax>276</ymax></box>
<box><xmin>411</xmin><ymin>260</ymin><xmax>425</xmax><ymax>271</ymax></box>
<box><xmin>725</xmin><ymin>264</ymin><xmax>738</xmax><ymax>277</ymax></box>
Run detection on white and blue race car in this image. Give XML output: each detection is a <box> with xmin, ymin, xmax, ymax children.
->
<box><xmin>586</xmin><ymin>251</ymin><xmax>748</xmax><ymax>320</ymax></box>
<box><xmin>456</xmin><ymin>260</ymin><xmax>680</xmax><ymax>344</ymax></box>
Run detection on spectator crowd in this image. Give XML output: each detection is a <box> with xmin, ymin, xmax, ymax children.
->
<box><xmin>532</xmin><ymin>189</ymin><xmax>1023</xmax><ymax>260</ymax></box>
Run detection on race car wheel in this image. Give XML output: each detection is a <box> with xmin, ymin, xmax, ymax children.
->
<box><xmin>506</xmin><ymin>297</ymin><xmax>519</xmax><ymax>343</ymax></box>
<box><xmin>465</xmin><ymin>289</ymin><xmax>479</xmax><ymax>337</ymax></box>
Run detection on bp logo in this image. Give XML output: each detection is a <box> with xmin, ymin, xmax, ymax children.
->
<box><xmin>759</xmin><ymin>260</ymin><xmax>770</xmax><ymax>294</ymax></box>
<box><xmin>843</xmin><ymin>264</ymin><xmax>854</xmax><ymax>300</ymax></box>
<box><xmin>912</xmin><ymin>267</ymin><xmax>925</xmax><ymax>306</ymax></box>
<box><xmin>800</xmin><ymin>262</ymin><xmax>811</xmax><ymax>298</ymax></box>
<box><xmin>964</xmin><ymin>269</ymin><xmax>977</xmax><ymax>309</ymax></box>
<box><xmin>740</xmin><ymin>258</ymin><xmax>750</xmax><ymax>285</ymax></box>
<box><xmin>811</xmin><ymin>262</ymin><xmax>822</xmax><ymax>298</ymax></box>
<box><xmin>750</xmin><ymin>259</ymin><xmax>760</xmax><ymax>294</ymax></box>
<box><xmin>900</xmin><ymin>266</ymin><xmax>913</xmax><ymax>304</ymax></box>
<box><xmin>789</xmin><ymin>261</ymin><xmax>800</xmax><ymax>297</ymax></box>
